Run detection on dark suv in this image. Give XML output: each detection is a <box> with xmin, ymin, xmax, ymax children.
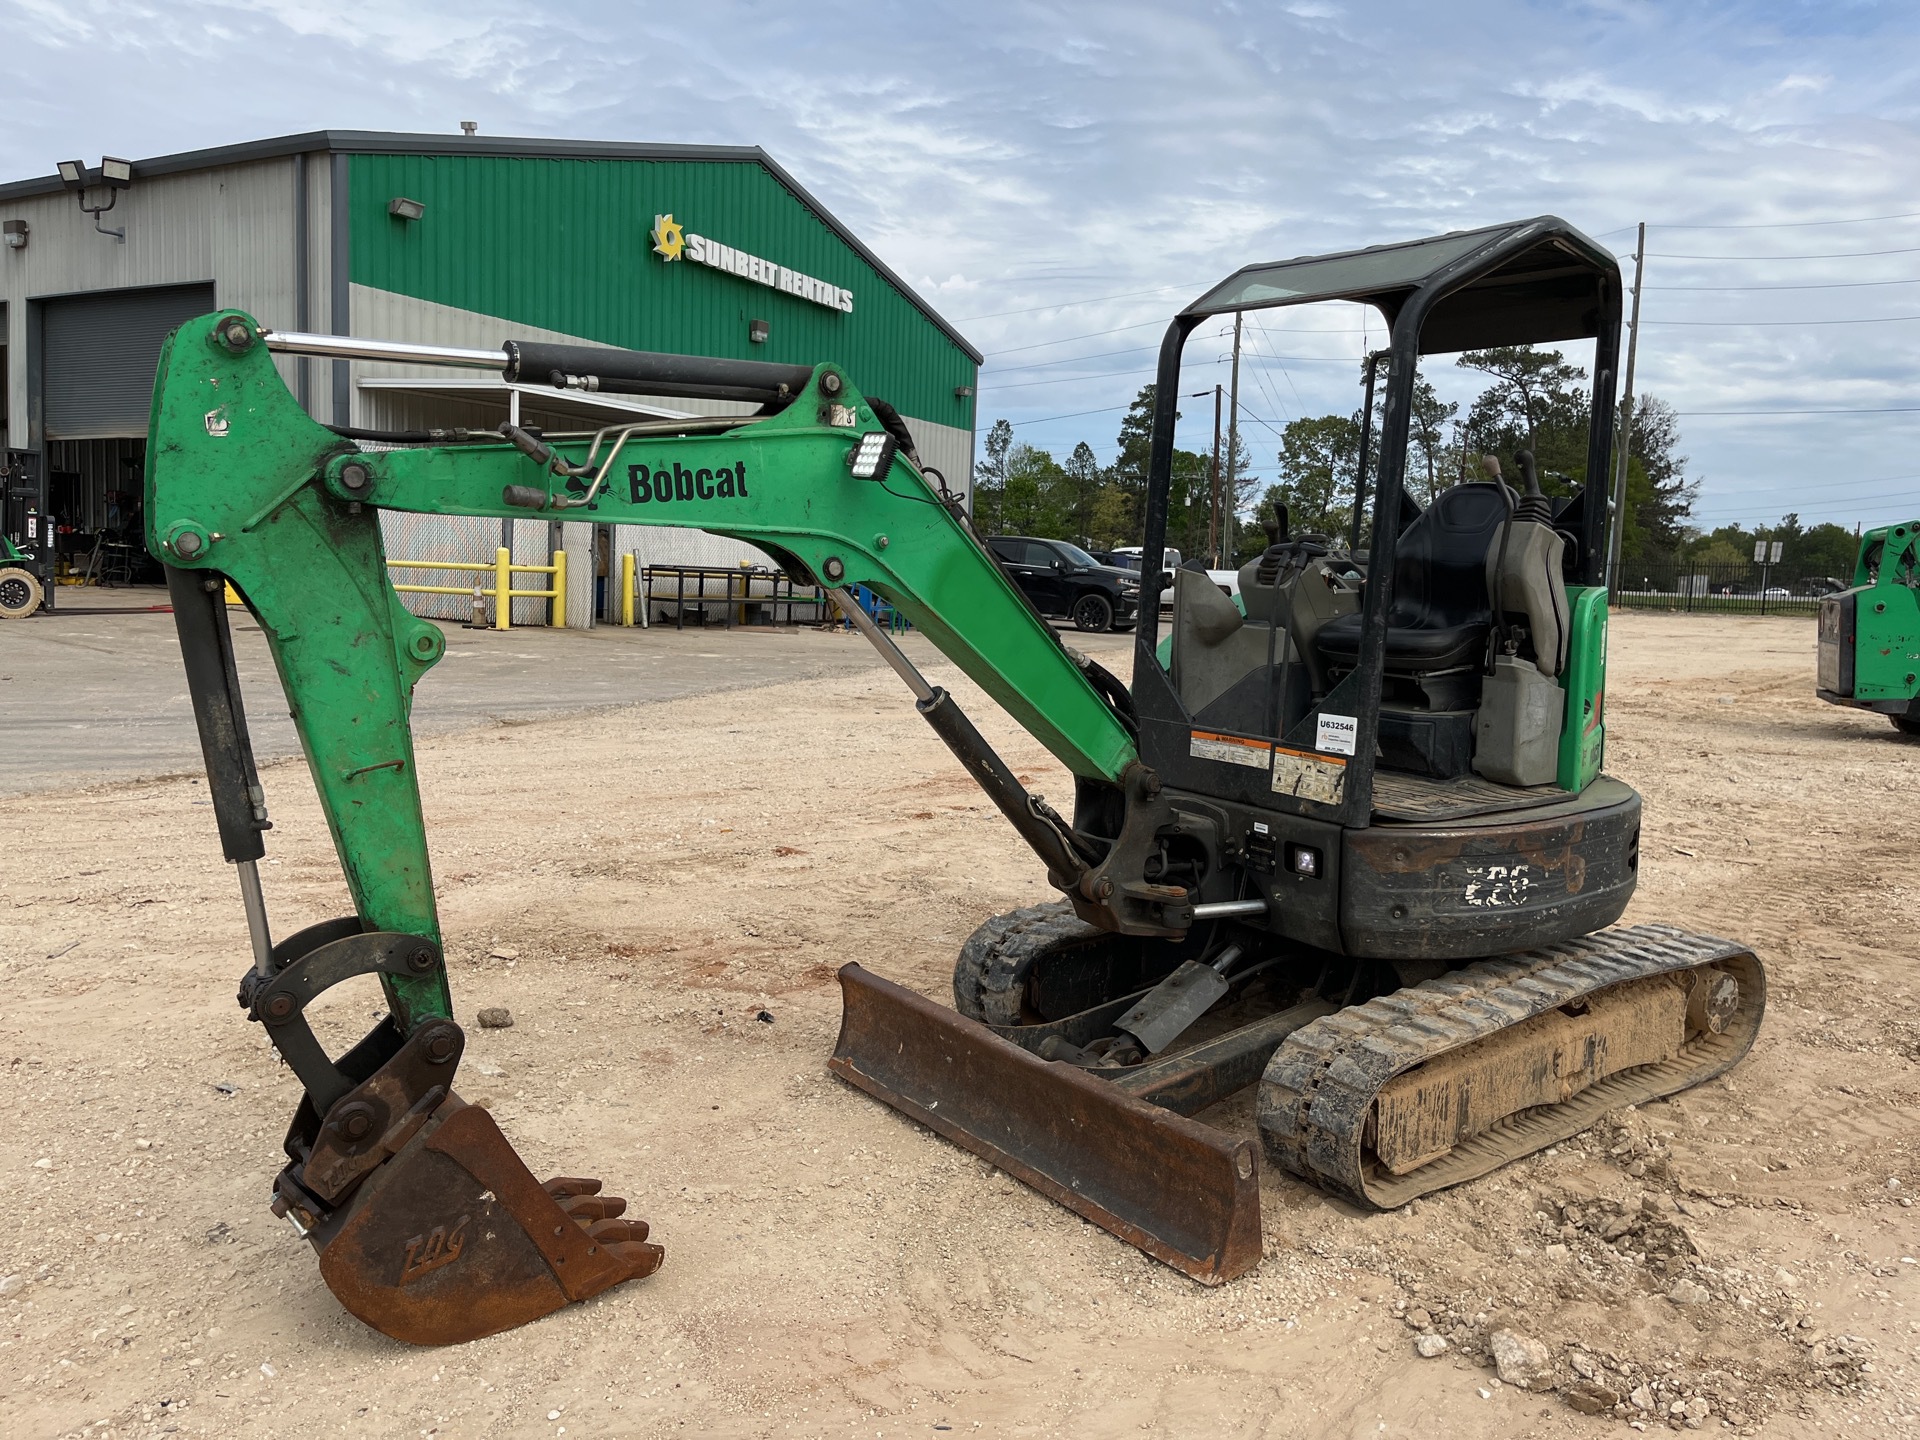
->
<box><xmin>987</xmin><ymin>536</ymin><xmax>1141</xmax><ymax>632</ymax></box>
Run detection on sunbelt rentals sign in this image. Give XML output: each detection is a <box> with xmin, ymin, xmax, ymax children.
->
<box><xmin>650</xmin><ymin>214</ymin><xmax>854</xmax><ymax>314</ymax></box>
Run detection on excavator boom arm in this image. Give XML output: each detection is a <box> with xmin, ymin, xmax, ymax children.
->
<box><xmin>140</xmin><ymin>310</ymin><xmax>1152</xmax><ymax>1344</ymax></box>
<box><xmin>146</xmin><ymin>312</ymin><xmax>1140</xmax><ymax>999</ymax></box>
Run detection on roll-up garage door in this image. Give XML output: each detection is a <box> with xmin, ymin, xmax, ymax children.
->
<box><xmin>43</xmin><ymin>283</ymin><xmax>217</xmax><ymax>439</ymax></box>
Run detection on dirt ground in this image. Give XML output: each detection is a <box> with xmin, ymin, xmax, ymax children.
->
<box><xmin>2</xmin><ymin>613</ymin><xmax>1916</xmax><ymax>1440</ymax></box>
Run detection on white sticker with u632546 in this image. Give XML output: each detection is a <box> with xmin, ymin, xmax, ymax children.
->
<box><xmin>1315</xmin><ymin>713</ymin><xmax>1358</xmax><ymax>756</ymax></box>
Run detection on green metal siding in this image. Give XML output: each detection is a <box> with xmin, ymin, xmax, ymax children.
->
<box><xmin>348</xmin><ymin>153</ymin><xmax>976</xmax><ymax>425</ymax></box>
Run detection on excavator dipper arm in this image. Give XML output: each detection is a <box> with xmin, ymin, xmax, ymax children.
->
<box><xmin>144</xmin><ymin>311</ymin><xmax>1170</xmax><ymax>1343</ymax></box>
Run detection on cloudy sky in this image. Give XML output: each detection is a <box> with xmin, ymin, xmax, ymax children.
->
<box><xmin>5</xmin><ymin>0</ymin><xmax>1918</xmax><ymax>531</ymax></box>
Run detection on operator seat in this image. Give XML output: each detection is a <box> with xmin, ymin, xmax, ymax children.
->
<box><xmin>1315</xmin><ymin>479</ymin><xmax>1513</xmax><ymax>709</ymax></box>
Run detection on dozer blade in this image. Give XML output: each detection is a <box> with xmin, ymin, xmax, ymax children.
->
<box><xmin>829</xmin><ymin>964</ymin><xmax>1262</xmax><ymax>1285</ymax></box>
<box><xmin>287</xmin><ymin>1098</ymin><xmax>662</xmax><ymax>1346</ymax></box>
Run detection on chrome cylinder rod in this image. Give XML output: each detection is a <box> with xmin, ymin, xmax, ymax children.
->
<box><xmin>1191</xmin><ymin>898</ymin><xmax>1269</xmax><ymax>921</ymax></box>
<box><xmin>236</xmin><ymin>858</ymin><xmax>276</xmax><ymax>978</ymax></box>
<box><xmin>831</xmin><ymin>588</ymin><xmax>935</xmax><ymax>703</ymax></box>
<box><xmin>259</xmin><ymin>329</ymin><xmax>505</xmax><ymax>370</ymax></box>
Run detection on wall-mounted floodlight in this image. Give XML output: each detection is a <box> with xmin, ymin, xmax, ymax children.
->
<box><xmin>3</xmin><ymin>219</ymin><xmax>27</xmax><ymax>251</ymax></box>
<box><xmin>388</xmin><ymin>196</ymin><xmax>426</xmax><ymax>221</ymax></box>
<box><xmin>954</xmin><ymin>385</ymin><xmax>974</xmax><ymax>399</ymax></box>
<box><xmin>748</xmin><ymin>318</ymin><xmax>770</xmax><ymax>344</ymax></box>
<box><xmin>56</xmin><ymin>156</ymin><xmax>131</xmax><ymax>242</ymax></box>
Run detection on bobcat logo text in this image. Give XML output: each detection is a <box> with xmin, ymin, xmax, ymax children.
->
<box><xmin>628</xmin><ymin>460</ymin><xmax>752</xmax><ymax>505</ymax></box>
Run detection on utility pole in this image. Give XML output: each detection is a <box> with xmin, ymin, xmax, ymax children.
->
<box><xmin>1189</xmin><ymin>385</ymin><xmax>1226</xmax><ymax>565</ymax></box>
<box><xmin>1207</xmin><ymin>385</ymin><xmax>1223</xmax><ymax>567</ymax></box>
<box><xmin>1225</xmin><ymin>313</ymin><xmax>1243</xmax><ymax>569</ymax></box>
<box><xmin>1352</xmin><ymin>349</ymin><xmax>1389</xmax><ymax>553</ymax></box>
<box><xmin>1607</xmin><ymin>222</ymin><xmax>1646</xmax><ymax>599</ymax></box>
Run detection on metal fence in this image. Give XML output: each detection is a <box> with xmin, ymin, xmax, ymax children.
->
<box><xmin>1606</xmin><ymin>561</ymin><xmax>1835</xmax><ymax>617</ymax></box>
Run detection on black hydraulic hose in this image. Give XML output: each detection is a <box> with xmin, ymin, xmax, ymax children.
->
<box><xmin>325</xmin><ymin>423</ymin><xmax>488</xmax><ymax>445</ymax></box>
<box><xmin>867</xmin><ymin>397</ymin><xmax>922</xmax><ymax>466</ymax></box>
<box><xmin>1076</xmin><ymin>652</ymin><xmax>1139</xmax><ymax>742</ymax></box>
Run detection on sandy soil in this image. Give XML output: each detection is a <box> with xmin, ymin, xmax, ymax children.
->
<box><xmin>2</xmin><ymin>613</ymin><xmax>1917</xmax><ymax>1440</ymax></box>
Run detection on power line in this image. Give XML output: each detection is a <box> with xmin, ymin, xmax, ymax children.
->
<box><xmin>1646</xmin><ymin>277</ymin><xmax>1920</xmax><ymax>292</ymax></box>
<box><xmin>1005</xmin><ymin>404</ymin><xmax>1133</xmax><ymax>428</ymax></box>
<box><xmin>986</xmin><ymin>342</ymin><xmax>1160</xmax><ymax>372</ymax></box>
<box><xmin>953</xmin><ymin>283</ymin><xmax>1199</xmax><ymax>323</ymax></box>
<box><xmin>982</xmin><ymin>321</ymin><xmax>1169</xmax><ymax>358</ymax></box>
<box><xmin>979</xmin><ymin>367</ymin><xmax>1156</xmax><ymax>394</ymax></box>
<box><xmin>983</xmin><ymin>316</ymin><xmax>1375</xmax><ymax>359</ymax></box>
<box><xmin>1674</xmin><ymin>405</ymin><xmax>1920</xmax><ymax>416</ymax></box>
<box><xmin>1644</xmin><ymin>314</ymin><xmax>1920</xmax><ymax>327</ymax></box>
<box><xmin>1641</xmin><ymin>244</ymin><xmax>1920</xmax><ymax>261</ymax></box>
<box><xmin>1650</xmin><ymin>210</ymin><xmax>1920</xmax><ymax>231</ymax></box>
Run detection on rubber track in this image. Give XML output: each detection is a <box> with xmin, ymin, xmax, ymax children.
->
<box><xmin>1256</xmin><ymin>924</ymin><xmax>1765</xmax><ymax>1210</ymax></box>
<box><xmin>952</xmin><ymin>901</ymin><xmax>1100</xmax><ymax>1027</ymax></box>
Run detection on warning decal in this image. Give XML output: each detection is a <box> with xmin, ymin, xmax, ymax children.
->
<box><xmin>1189</xmin><ymin>729</ymin><xmax>1271</xmax><ymax>770</ymax></box>
<box><xmin>1271</xmin><ymin>743</ymin><xmax>1347</xmax><ymax>805</ymax></box>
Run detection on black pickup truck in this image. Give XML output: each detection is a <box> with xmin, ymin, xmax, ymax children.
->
<box><xmin>987</xmin><ymin>535</ymin><xmax>1141</xmax><ymax>632</ymax></box>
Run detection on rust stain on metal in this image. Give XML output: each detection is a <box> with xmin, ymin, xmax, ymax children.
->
<box><xmin>309</xmin><ymin>1098</ymin><xmax>661</xmax><ymax>1345</ymax></box>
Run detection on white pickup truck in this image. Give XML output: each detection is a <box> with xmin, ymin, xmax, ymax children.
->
<box><xmin>1103</xmin><ymin>546</ymin><xmax>1241</xmax><ymax>602</ymax></box>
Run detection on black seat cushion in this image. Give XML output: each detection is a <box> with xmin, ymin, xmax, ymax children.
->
<box><xmin>1317</xmin><ymin>481</ymin><xmax>1510</xmax><ymax>675</ymax></box>
<box><xmin>1320</xmin><ymin>617</ymin><xmax>1488</xmax><ymax>672</ymax></box>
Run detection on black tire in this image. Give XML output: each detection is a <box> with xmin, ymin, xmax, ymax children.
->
<box><xmin>0</xmin><ymin>566</ymin><xmax>42</xmax><ymax>620</ymax></box>
<box><xmin>953</xmin><ymin>900</ymin><xmax>1188</xmax><ymax>1028</ymax></box>
<box><xmin>1071</xmin><ymin>591</ymin><xmax>1114</xmax><ymax>632</ymax></box>
<box><xmin>1893</xmin><ymin>714</ymin><xmax>1920</xmax><ymax>737</ymax></box>
<box><xmin>954</xmin><ymin>901</ymin><xmax>1102</xmax><ymax>1026</ymax></box>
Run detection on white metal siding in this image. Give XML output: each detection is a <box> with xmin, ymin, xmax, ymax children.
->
<box><xmin>0</xmin><ymin>155</ymin><xmax>315</xmax><ymax>448</ymax></box>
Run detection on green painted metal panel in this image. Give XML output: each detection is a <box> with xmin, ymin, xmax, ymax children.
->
<box><xmin>1849</xmin><ymin>522</ymin><xmax>1920</xmax><ymax>702</ymax></box>
<box><xmin>348</xmin><ymin>153</ymin><xmax>976</xmax><ymax>426</ymax></box>
<box><xmin>1556</xmin><ymin>585</ymin><xmax>1607</xmax><ymax>791</ymax></box>
<box><xmin>146</xmin><ymin>312</ymin><xmax>1132</xmax><ymax>1032</ymax></box>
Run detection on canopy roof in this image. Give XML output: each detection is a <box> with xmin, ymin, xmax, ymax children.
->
<box><xmin>1182</xmin><ymin>217</ymin><xmax>1619</xmax><ymax>354</ymax></box>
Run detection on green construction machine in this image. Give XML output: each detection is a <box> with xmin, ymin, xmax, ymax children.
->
<box><xmin>146</xmin><ymin>217</ymin><xmax>1763</xmax><ymax>1346</ymax></box>
<box><xmin>1817</xmin><ymin>520</ymin><xmax>1920</xmax><ymax>735</ymax></box>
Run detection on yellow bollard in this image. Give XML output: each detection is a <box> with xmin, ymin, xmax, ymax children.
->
<box><xmin>620</xmin><ymin>553</ymin><xmax>636</xmax><ymax>627</ymax></box>
<box><xmin>551</xmin><ymin>549</ymin><xmax>567</xmax><ymax>629</ymax></box>
<box><xmin>494</xmin><ymin>547</ymin><xmax>512</xmax><ymax>631</ymax></box>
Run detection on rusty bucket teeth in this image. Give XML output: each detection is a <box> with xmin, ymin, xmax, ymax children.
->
<box><xmin>293</xmin><ymin>1097</ymin><xmax>662</xmax><ymax>1346</ymax></box>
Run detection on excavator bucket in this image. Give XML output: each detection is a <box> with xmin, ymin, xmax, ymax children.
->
<box><xmin>284</xmin><ymin>1098</ymin><xmax>662</xmax><ymax>1346</ymax></box>
<box><xmin>828</xmin><ymin>964</ymin><xmax>1263</xmax><ymax>1284</ymax></box>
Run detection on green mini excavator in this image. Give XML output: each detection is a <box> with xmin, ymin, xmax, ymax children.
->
<box><xmin>147</xmin><ymin>217</ymin><xmax>1763</xmax><ymax>1346</ymax></box>
<box><xmin>1817</xmin><ymin>520</ymin><xmax>1920</xmax><ymax>735</ymax></box>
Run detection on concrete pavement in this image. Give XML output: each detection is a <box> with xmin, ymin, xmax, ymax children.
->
<box><xmin>0</xmin><ymin>597</ymin><xmax>1136</xmax><ymax>794</ymax></box>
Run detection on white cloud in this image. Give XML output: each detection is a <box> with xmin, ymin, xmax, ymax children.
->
<box><xmin>0</xmin><ymin>0</ymin><xmax>1915</xmax><ymax>523</ymax></box>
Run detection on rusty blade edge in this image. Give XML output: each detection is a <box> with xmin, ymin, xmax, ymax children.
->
<box><xmin>828</xmin><ymin>963</ymin><xmax>1263</xmax><ymax>1286</ymax></box>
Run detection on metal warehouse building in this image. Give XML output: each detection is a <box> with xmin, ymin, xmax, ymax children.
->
<box><xmin>0</xmin><ymin>130</ymin><xmax>980</xmax><ymax>622</ymax></box>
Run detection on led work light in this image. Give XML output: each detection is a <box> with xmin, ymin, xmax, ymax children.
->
<box><xmin>847</xmin><ymin>431</ymin><xmax>895</xmax><ymax>479</ymax></box>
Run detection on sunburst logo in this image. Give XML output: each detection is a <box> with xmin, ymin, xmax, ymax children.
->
<box><xmin>650</xmin><ymin>214</ymin><xmax>686</xmax><ymax>261</ymax></box>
